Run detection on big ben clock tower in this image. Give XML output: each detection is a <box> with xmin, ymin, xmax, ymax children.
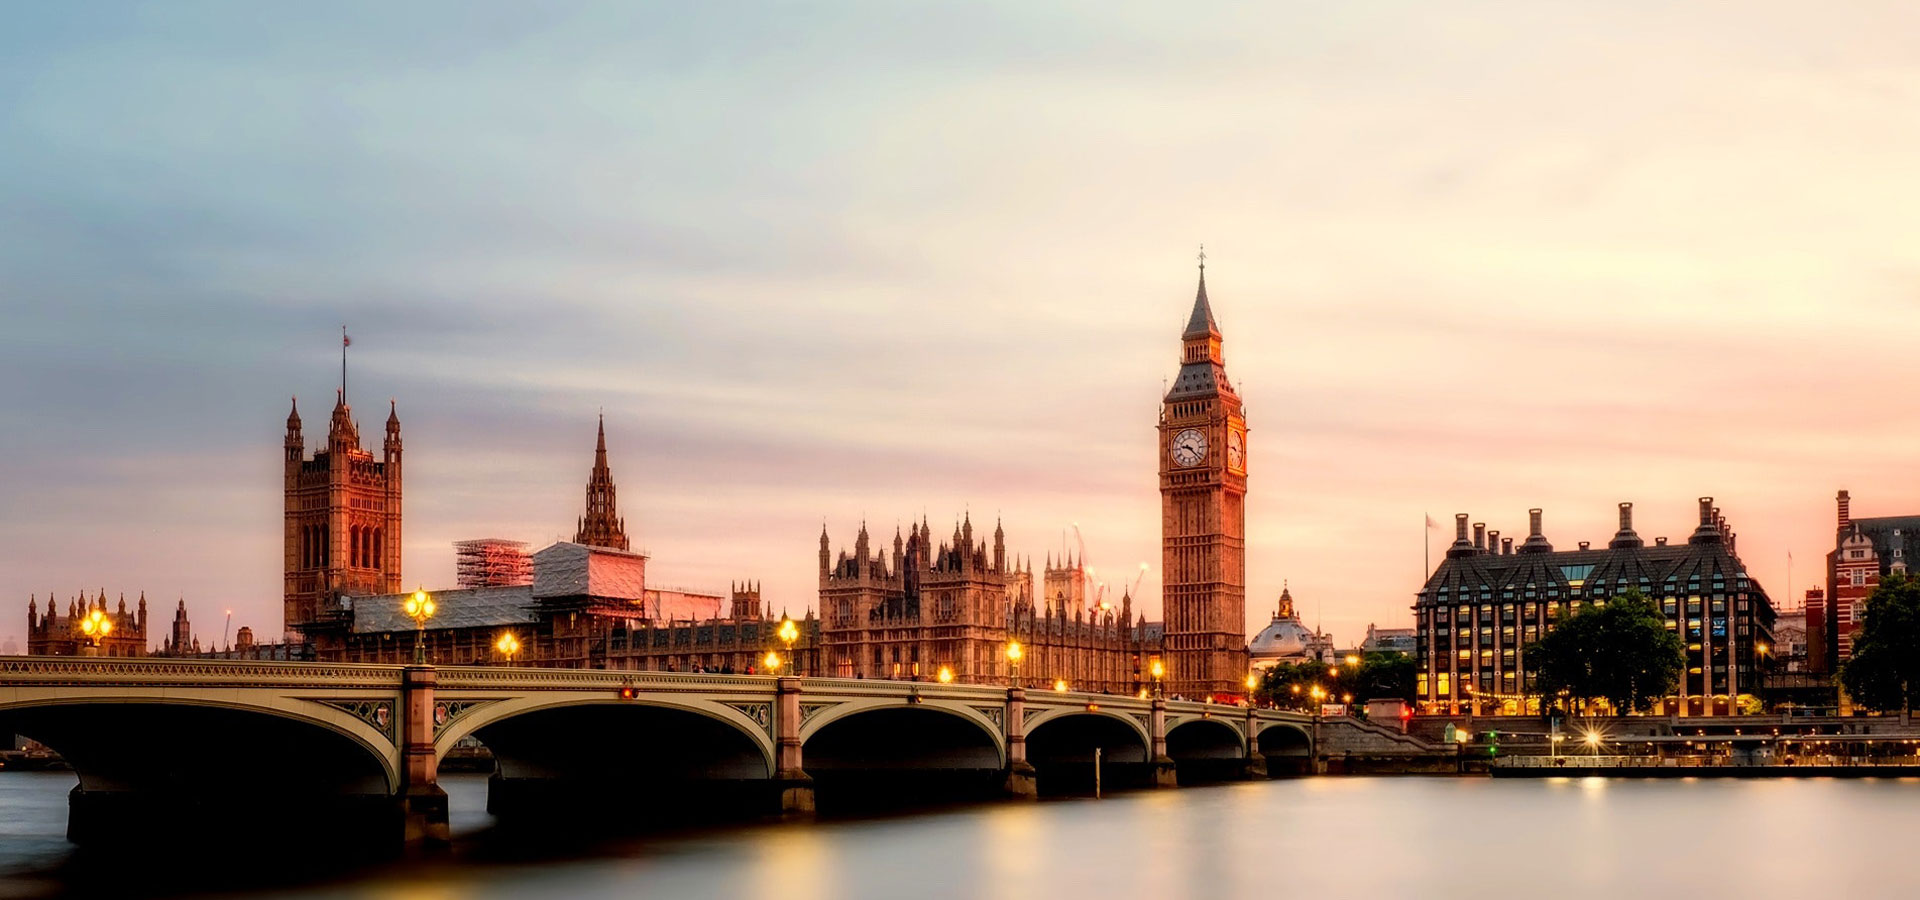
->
<box><xmin>1159</xmin><ymin>249</ymin><xmax>1248</xmax><ymax>698</ymax></box>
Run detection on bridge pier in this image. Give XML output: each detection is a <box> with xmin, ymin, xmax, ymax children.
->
<box><xmin>1003</xmin><ymin>686</ymin><xmax>1038</xmax><ymax>799</ymax></box>
<box><xmin>1242</xmin><ymin>706</ymin><xmax>1269</xmax><ymax>780</ymax></box>
<box><xmin>400</xmin><ymin>665</ymin><xmax>450</xmax><ymax>847</ymax></box>
<box><xmin>774</xmin><ymin>675</ymin><xmax>816</xmax><ymax>818</ymax></box>
<box><xmin>1147</xmin><ymin>698</ymin><xmax>1178</xmax><ymax>787</ymax></box>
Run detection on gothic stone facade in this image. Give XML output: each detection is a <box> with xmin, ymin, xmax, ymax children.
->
<box><xmin>283</xmin><ymin>391</ymin><xmax>403</xmax><ymax>636</ymax></box>
<box><xmin>818</xmin><ymin>518</ymin><xmax>1153</xmax><ymax>692</ymax></box>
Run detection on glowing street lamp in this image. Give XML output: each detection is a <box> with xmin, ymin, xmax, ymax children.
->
<box><xmin>937</xmin><ymin>666</ymin><xmax>954</xmax><ymax>684</ymax></box>
<box><xmin>1054</xmin><ymin>678</ymin><xmax>1069</xmax><ymax>693</ymax></box>
<box><xmin>763</xmin><ymin>650</ymin><xmax>782</xmax><ymax>673</ymax></box>
<box><xmin>778</xmin><ymin>617</ymin><xmax>801</xmax><ymax>676</ymax></box>
<box><xmin>1005</xmin><ymin>640</ymin><xmax>1024</xmax><ymax>687</ymax></box>
<box><xmin>78</xmin><ymin>607</ymin><xmax>113</xmax><ymax>655</ymax></box>
<box><xmin>1149</xmin><ymin>657</ymin><xmax>1165</xmax><ymax>698</ymax></box>
<box><xmin>494</xmin><ymin>631</ymin><xmax>521</xmax><ymax>665</ymax></box>
<box><xmin>1245</xmin><ymin>672</ymin><xmax>1260</xmax><ymax>707</ymax></box>
<box><xmin>1345</xmin><ymin>654</ymin><xmax>1361</xmax><ymax>667</ymax></box>
<box><xmin>403</xmin><ymin>587</ymin><xmax>436</xmax><ymax>665</ymax></box>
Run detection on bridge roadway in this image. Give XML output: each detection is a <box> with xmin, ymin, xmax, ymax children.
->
<box><xmin>0</xmin><ymin>656</ymin><xmax>1375</xmax><ymax>847</ymax></box>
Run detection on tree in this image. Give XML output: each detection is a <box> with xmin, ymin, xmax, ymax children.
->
<box><xmin>1254</xmin><ymin>651</ymin><xmax>1415</xmax><ymax>710</ymax></box>
<box><xmin>1526</xmin><ymin>589</ymin><xmax>1683</xmax><ymax>714</ymax></box>
<box><xmin>1840</xmin><ymin>572</ymin><xmax>1920</xmax><ymax>715</ymax></box>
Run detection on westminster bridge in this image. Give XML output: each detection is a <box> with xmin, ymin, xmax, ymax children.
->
<box><xmin>0</xmin><ymin>657</ymin><xmax>1436</xmax><ymax>847</ymax></box>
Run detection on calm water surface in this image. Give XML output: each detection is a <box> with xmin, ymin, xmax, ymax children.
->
<box><xmin>1</xmin><ymin>771</ymin><xmax>1913</xmax><ymax>899</ymax></box>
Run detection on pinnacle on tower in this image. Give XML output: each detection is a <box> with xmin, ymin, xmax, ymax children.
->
<box><xmin>574</xmin><ymin>414</ymin><xmax>630</xmax><ymax>551</ymax></box>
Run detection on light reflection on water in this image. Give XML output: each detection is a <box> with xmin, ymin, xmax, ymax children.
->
<box><xmin>4</xmin><ymin>772</ymin><xmax>1920</xmax><ymax>899</ymax></box>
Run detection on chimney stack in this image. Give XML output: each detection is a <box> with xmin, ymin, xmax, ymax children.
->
<box><xmin>1447</xmin><ymin>514</ymin><xmax>1475</xmax><ymax>558</ymax></box>
<box><xmin>1610</xmin><ymin>501</ymin><xmax>1644</xmax><ymax>549</ymax></box>
<box><xmin>1502</xmin><ymin>537</ymin><xmax>1513</xmax><ymax>555</ymax></box>
<box><xmin>1473</xmin><ymin>523</ymin><xmax>1486</xmax><ymax>552</ymax></box>
<box><xmin>1518</xmin><ymin>508</ymin><xmax>1554</xmax><ymax>554</ymax></box>
<box><xmin>1690</xmin><ymin>497</ymin><xmax>1722</xmax><ymax>545</ymax></box>
<box><xmin>1838</xmin><ymin>490</ymin><xmax>1852</xmax><ymax>530</ymax></box>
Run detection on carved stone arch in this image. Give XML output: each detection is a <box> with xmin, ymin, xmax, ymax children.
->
<box><xmin>431</xmin><ymin>694</ymin><xmax>777</xmax><ymax>774</ymax></box>
<box><xmin>0</xmin><ymin>692</ymin><xmax>403</xmax><ymax>794</ymax></box>
<box><xmin>798</xmin><ymin>697</ymin><xmax>1007</xmax><ymax>769</ymax></box>
<box><xmin>1021</xmin><ymin>705</ymin><xmax>1153</xmax><ymax>748</ymax></box>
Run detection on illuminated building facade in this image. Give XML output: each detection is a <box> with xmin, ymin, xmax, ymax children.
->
<box><xmin>1413</xmin><ymin>499</ymin><xmax>1777</xmax><ymax>717</ymax></box>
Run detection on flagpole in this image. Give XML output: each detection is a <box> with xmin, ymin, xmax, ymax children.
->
<box><xmin>1423</xmin><ymin>511</ymin><xmax>1431</xmax><ymax>580</ymax></box>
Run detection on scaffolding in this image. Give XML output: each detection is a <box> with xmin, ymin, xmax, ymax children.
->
<box><xmin>454</xmin><ymin>539</ymin><xmax>533</xmax><ymax>589</ymax></box>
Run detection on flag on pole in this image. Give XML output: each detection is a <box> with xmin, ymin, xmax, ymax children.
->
<box><xmin>343</xmin><ymin>332</ymin><xmax>352</xmax><ymax>348</ymax></box>
<box><xmin>1426</xmin><ymin>514</ymin><xmax>1438</xmax><ymax>530</ymax></box>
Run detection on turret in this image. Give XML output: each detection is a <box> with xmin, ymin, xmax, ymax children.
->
<box><xmin>993</xmin><ymin>518</ymin><xmax>1006</xmax><ymax>573</ymax></box>
<box><xmin>384</xmin><ymin>399</ymin><xmax>402</xmax><ymax>458</ymax></box>
<box><xmin>285</xmin><ymin>397</ymin><xmax>304</xmax><ymax>465</ymax></box>
<box><xmin>819</xmin><ymin>525</ymin><xmax>831</xmax><ymax>576</ymax></box>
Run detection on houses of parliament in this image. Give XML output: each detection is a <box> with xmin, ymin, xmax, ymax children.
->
<box><xmin>27</xmin><ymin>262</ymin><xmax>1258</xmax><ymax>699</ymax></box>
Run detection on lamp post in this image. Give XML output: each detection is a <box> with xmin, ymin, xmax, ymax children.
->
<box><xmin>1149</xmin><ymin>656</ymin><xmax>1165</xmax><ymax>699</ymax></box>
<box><xmin>1054</xmin><ymin>678</ymin><xmax>1069</xmax><ymax>693</ymax></box>
<box><xmin>937</xmin><ymin>665</ymin><xmax>954</xmax><ymax>684</ymax></box>
<box><xmin>403</xmin><ymin>587</ymin><xmax>436</xmax><ymax>665</ymax></box>
<box><xmin>763</xmin><ymin>650</ymin><xmax>782</xmax><ymax>674</ymax></box>
<box><xmin>78</xmin><ymin>607</ymin><xmax>113</xmax><ymax>656</ymax></box>
<box><xmin>1006</xmin><ymin>640</ymin><xmax>1024</xmax><ymax>688</ymax></box>
<box><xmin>494</xmin><ymin>631</ymin><xmax>520</xmax><ymax>666</ymax></box>
<box><xmin>1245</xmin><ymin>672</ymin><xmax>1260</xmax><ymax>708</ymax></box>
<box><xmin>778</xmin><ymin>617</ymin><xmax>800</xmax><ymax>677</ymax></box>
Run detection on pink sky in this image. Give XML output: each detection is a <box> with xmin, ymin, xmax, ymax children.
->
<box><xmin>5</xmin><ymin>3</ymin><xmax>1920</xmax><ymax>650</ymax></box>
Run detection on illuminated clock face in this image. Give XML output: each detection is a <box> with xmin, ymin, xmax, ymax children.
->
<box><xmin>1171</xmin><ymin>428</ymin><xmax>1207</xmax><ymax>467</ymax></box>
<box><xmin>1227</xmin><ymin>428</ymin><xmax>1245</xmax><ymax>471</ymax></box>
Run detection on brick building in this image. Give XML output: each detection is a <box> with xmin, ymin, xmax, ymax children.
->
<box><xmin>1820</xmin><ymin>489</ymin><xmax>1919</xmax><ymax>671</ymax></box>
<box><xmin>26</xmin><ymin>590</ymin><xmax>148</xmax><ymax>657</ymax></box>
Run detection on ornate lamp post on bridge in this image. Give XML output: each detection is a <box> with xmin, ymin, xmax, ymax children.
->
<box><xmin>78</xmin><ymin>607</ymin><xmax>113</xmax><ymax>657</ymax></box>
<box><xmin>1149</xmin><ymin>656</ymin><xmax>1165</xmax><ymax>699</ymax></box>
<box><xmin>1005</xmin><ymin>640</ymin><xmax>1023</xmax><ymax>688</ymax></box>
<box><xmin>494</xmin><ymin>631</ymin><xmax>520</xmax><ymax>666</ymax></box>
<box><xmin>404</xmin><ymin>587</ymin><xmax>436</xmax><ymax>665</ymax></box>
<box><xmin>778</xmin><ymin>617</ymin><xmax>800</xmax><ymax>677</ymax></box>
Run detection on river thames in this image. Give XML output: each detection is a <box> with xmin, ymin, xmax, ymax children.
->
<box><xmin>2</xmin><ymin>772</ymin><xmax>1916</xmax><ymax>899</ymax></box>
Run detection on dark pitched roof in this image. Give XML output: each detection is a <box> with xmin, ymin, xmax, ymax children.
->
<box><xmin>1184</xmin><ymin>269</ymin><xmax>1219</xmax><ymax>340</ymax></box>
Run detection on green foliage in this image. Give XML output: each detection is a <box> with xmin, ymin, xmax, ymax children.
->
<box><xmin>1525</xmin><ymin>589</ymin><xmax>1683</xmax><ymax>714</ymax></box>
<box><xmin>1840</xmin><ymin>572</ymin><xmax>1920</xmax><ymax>713</ymax></box>
<box><xmin>1254</xmin><ymin>651</ymin><xmax>1416</xmax><ymax>710</ymax></box>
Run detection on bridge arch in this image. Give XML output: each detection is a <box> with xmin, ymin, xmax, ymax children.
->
<box><xmin>1023</xmin><ymin>709</ymin><xmax>1152</xmax><ymax>794</ymax></box>
<box><xmin>436</xmin><ymin>695</ymin><xmax>779</xmax><ymax>824</ymax></box>
<box><xmin>1165</xmin><ymin>716</ymin><xmax>1247</xmax><ymax>782</ymax></box>
<box><xmin>801</xmin><ymin>701</ymin><xmax>1005</xmax><ymax>810</ymax></box>
<box><xmin>432</xmin><ymin>695</ymin><xmax>776</xmax><ymax>774</ymax></box>
<box><xmin>0</xmin><ymin>694</ymin><xmax>401</xmax><ymax>845</ymax></box>
<box><xmin>1253</xmin><ymin>721</ymin><xmax>1315</xmax><ymax>774</ymax></box>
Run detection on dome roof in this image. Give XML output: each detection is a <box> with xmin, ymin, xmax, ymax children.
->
<box><xmin>1249</xmin><ymin>615</ymin><xmax>1316</xmax><ymax>660</ymax></box>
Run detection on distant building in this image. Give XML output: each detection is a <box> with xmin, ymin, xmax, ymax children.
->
<box><xmin>1360</xmin><ymin>623</ymin><xmax>1417</xmax><ymax>656</ymax></box>
<box><xmin>27</xmin><ymin>591</ymin><xmax>148</xmax><ymax>657</ymax></box>
<box><xmin>1248</xmin><ymin>585</ymin><xmax>1334</xmax><ymax>669</ymax></box>
<box><xmin>1770</xmin><ymin>603</ymin><xmax>1808</xmax><ymax>673</ymax></box>
<box><xmin>1822</xmin><ymin>490</ymin><xmax>1918</xmax><ymax>670</ymax></box>
<box><xmin>1414</xmin><ymin>499</ymin><xmax>1777</xmax><ymax>717</ymax></box>
<box><xmin>1804</xmin><ymin>586</ymin><xmax>1829</xmax><ymax>673</ymax></box>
